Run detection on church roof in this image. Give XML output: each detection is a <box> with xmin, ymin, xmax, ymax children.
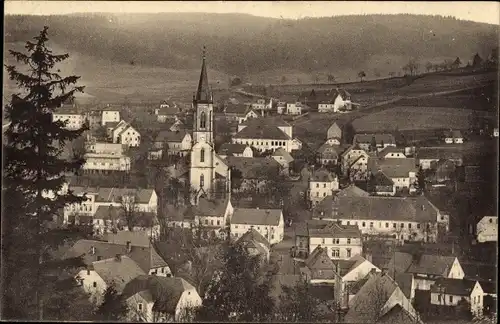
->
<box><xmin>195</xmin><ymin>47</ymin><xmax>212</xmax><ymax>103</ymax></box>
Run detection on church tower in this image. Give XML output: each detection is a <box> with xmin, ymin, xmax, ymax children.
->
<box><xmin>190</xmin><ymin>47</ymin><xmax>216</xmax><ymax>203</ymax></box>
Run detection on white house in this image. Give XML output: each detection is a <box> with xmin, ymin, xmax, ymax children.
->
<box><xmin>122</xmin><ymin>276</ymin><xmax>202</xmax><ymax>322</ymax></box>
<box><xmin>317</xmin><ymin>143</ymin><xmax>341</xmax><ymax>166</ymax></box>
<box><xmin>308</xmin><ymin>169</ymin><xmax>339</xmax><ymax>206</ymax></box>
<box><xmin>353</xmin><ymin>133</ymin><xmax>396</xmax><ymax>152</ymax></box>
<box><xmin>444</xmin><ymin>130</ymin><xmax>463</xmax><ymax>144</ymax></box>
<box><xmin>101</xmin><ymin>109</ymin><xmax>121</xmax><ymax>126</ymax></box>
<box><xmin>154</xmin><ymin>131</ymin><xmax>192</xmax><ymax>156</ymax></box>
<box><xmin>83</xmin><ymin>141</ymin><xmax>131</xmax><ymax>173</ymax></box>
<box><xmin>110</xmin><ymin>121</ymin><xmax>141</xmax><ymax>147</ymax></box>
<box><xmin>476</xmin><ymin>216</ymin><xmax>498</xmax><ymax>243</ymax></box>
<box><xmin>341</xmin><ymin>145</ymin><xmax>369</xmax><ymax>176</ymax></box>
<box><xmin>271</xmin><ymin>148</ymin><xmax>294</xmax><ymax>174</ymax></box>
<box><xmin>416</xmin><ymin>147</ymin><xmax>463</xmax><ymax>170</ymax></box>
<box><xmin>331</xmin><ymin>195</ymin><xmax>449</xmax><ymax>243</ymax></box>
<box><xmin>368</xmin><ymin>158</ymin><xmax>418</xmax><ymax>191</ymax></box>
<box><xmin>52</xmin><ymin>105</ymin><xmax>86</xmax><ymax>130</ymax></box>
<box><xmin>217</xmin><ymin>143</ymin><xmax>253</xmax><ymax>159</ymax></box>
<box><xmin>430</xmin><ymin>278</ymin><xmax>484</xmax><ymax>317</ymax></box>
<box><xmin>277</xmin><ymin>101</ymin><xmax>302</xmax><ymax>115</ymax></box>
<box><xmin>377</xmin><ymin>146</ymin><xmax>407</xmax><ymax>159</ymax></box>
<box><xmin>224</xmin><ymin>104</ymin><xmax>259</xmax><ymax>123</ymax></box>
<box><xmin>75</xmin><ymin>255</ymin><xmax>146</xmax><ymax>305</ymax></box>
<box><xmin>230</xmin><ymin>208</ymin><xmax>284</xmax><ymax>245</ymax></box>
<box><xmin>348</xmin><ymin>155</ymin><xmax>370</xmax><ymax>181</ymax></box>
<box><xmin>193</xmin><ymin>198</ymin><xmax>233</xmax><ymax>238</ymax></box>
<box><xmin>294</xmin><ymin>219</ymin><xmax>362</xmax><ymax>260</ymax></box>
<box><xmin>236</xmin><ymin>228</ymin><xmax>271</xmax><ymax>262</ymax></box>
<box><xmin>317</xmin><ymin>89</ymin><xmax>352</xmax><ymax>113</ymax></box>
<box><xmin>155</xmin><ymin>101</ymin><xmax>180</xmax><ymax>123</ymax></box>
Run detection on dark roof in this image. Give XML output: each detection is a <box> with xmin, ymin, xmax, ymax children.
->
<box><xmin>378</xmin><ymin>146</ymin><xmax>406</xmax><ymax>158</ymax></box>
<box><xmin>353</xmin><ymin>133</ymin><xmax>396</xmax><ymax>145</ymax></box>
<box><xmin>92</xmin><ymin>256</ymin><xmax>147</xmax><ymax>293</ymax></box>
<box><xmin>376</xmin><ymin>304</ymin><xmax>418</xmax><ymax>324</ymax></box>
<box><xmin>231</xmin><ymin>208</ymin><xmax>282</xmax><ymax>226</ymax></box>
<box><xmin>157</xmin><ymin>106</ymin><xmax>179</xmax><ymax>116</ymax></box>
<box><xmin>69</xmin><ymin>186</ymin><xmax>155</xmax><ymax>204</ymax></box>
<box><xmin>218</xmin><ymin>143</ymin><xmax>249</xmax><ymax>156</ymax></box>
<box><xmin>122</xmin><ymin>275</ymin><xmax>195</xmax><ymax>314</ymax></box>
<box><xmin>237</xmin><ymin>228</ymin><xmax>271</xmax><ymax>249</ymax></box>
<box><xmin>332</xmin><ymin>255</ymin><xmax>368</xmax><ymax>277</ymax></box>
<box><xmin>234</xmin><ymin>124</ymin><xmax>290</xmax><ymax>140</ymax></box>
<box><xmin>54</xmin><ymin>105</ymin><xmax>80</xmax><ymax>114</ymax></box>
<box><xmin>163</xmin><ymin>204</ymin><xmax>195</xmax><ymax>222</ymax></box>
<box><xmin>444</xmin><ymin>130</ymin><xmax>463</xmax><ymax>138</ymax></box>
<box><xmin>478</xmin><ymin>280</ymin><xmax>496</xmax><ymax>294</ymax></box>
<box><xmin>335</xmin><ymin>184</ymin><xmax>370</xmax><ymax>198</ymax></box>
<box><xmin>310</xmin><ymin>169</ymin><xmax>336</xmax><ymax>182</ymax></box>
<box><xmin>240</xmin><ymin>116</ymin><xmax>291</xmax><ymax>128</ymax></box>
<box><xmin>272</xmin><ymin>148</ymin><xmax>294</xmax><ymax>163</ymax></box>
<box><xmin>195</xmin><ymin>52</ymin><xmax>211</xmax><ymax>102</ymax></box>
<box><xmin>94</xmin><ymin>205</ymin><xmax>125</xmax><ymax>220</ymax></box>
<box><xmin>301</xmin><ymin>247</ymin><xmax>338</xmax><ymax>281</ymax></box>
<box><xmin>430</xmin><ymin>278</ymin><xmax>477</xmax><ymax>296</ymax></box>
<box><xmin>192</xmin><ymin>197</ymin><xmax>229</xmax><ymax>217</ymax></box>
<box><xmin>224</xmin><ymin>103</ymin><xmax>250</xmax><ymax>115</ymax></box>
<box><xmin>371</xmin><ymin>158</ymin><xmax>417</xmax><ymax>178</ymax></box>
<box><xmin>348</xmin><ymin>276</ymin><xmax>370</xmax><ymax>295</ymax></box>
<box><xmin>416</xmin><ymin>147</ymin><xmax>464</xmax><ymax>160</ymax></box>
<box><xmin>333</xmin><ymin>195</ymin><xmax>440</xmax><ymax>222</ymax></box>
<box><xmin>372</xmin><ymin>171</ymin><xmax>395</xmax><ymax>186</ymax></box>
<box><xmin>312</xmin><ymin>195</ymin><xmax>334</xmax><ymax>219</ymax></box>
<box><xmin>225</xmin><ymin>156</ymin><xmax>281</xmax><ymax>179</ymax></box>
<box><xmin>103</xmin><ymin>231</ymin><xmax>151</xmax><ymax>247</ymax></box>
<box><xmin>63</xmin><ymin>239</ymin><xmax>168</xmax><ymax>273</ymax></box>
<box><xmin>385</xmin><ymin>251</ymin><xmax>456</xmax><ymax>277</ymax></box>
<box><xmin>395</xmin><ymin>273</ymin><xmax>413</xmax><ymax>300</ymax></box>
<box><xmin>155</xmin><ymin>130</ymin><xmax>188</xmax><ymax>143</ymax></box>
<box><xmin>461</xmin><ymin>262</ymin><xmax>497</xmax><ymax>283</ymax></box>
<box><xmin>297</xmin><ymin>220</ymin><xmax>362</xmax><ymax>239</ymax></box>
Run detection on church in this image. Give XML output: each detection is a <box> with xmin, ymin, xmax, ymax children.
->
<box><xmin>189</xmin><ymin>49</ymin><xmax>231</xmax><ymax>204</ymax></box>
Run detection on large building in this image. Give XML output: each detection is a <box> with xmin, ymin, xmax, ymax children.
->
<box><xmin>189</xmin><ymin>49</ymin><xmax>231</xmax><ymax>203</ymax></box>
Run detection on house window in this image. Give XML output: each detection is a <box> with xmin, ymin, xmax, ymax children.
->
<box><xmin>332</xmin><ymin>249</ymin><xmax>340</xmax><ymax>257</ymax></box>
<box><xmin>316</xmin><ymin>192</ymin><xmax>319</xmax><ymax>197</ymax></box>
<box><xmin>417</xmin><ymin>223</ymin><xmax>421</xmax><ymax>229</ymax></box>
<box><xmin>205</xmin><ymin>219</ymin><xmax>208</xmax><ymax>225</ymax></box>
<box><xmin>393</xmin><ymin>223</ymin><xmax>396</xmax><ymax>228</ymax></box>
<box><xmin>200</xmin><ymin>148</ymin><xmax>205</xmax><ymax>163</ymax></box>
<box><xmin>362</xmin><ymin>222</ymin><xmax>366</xmax><ymax>227</ymax></box>
<box><xmin>346</xmin><ymin>249</ymin><xmax>351</xmax><ymax>258</ymax></box>
<box><xmin>138</xmin><ymin>303</ymin><xmax>143</xmax><ymax>311</ymax></box>
<box><xmin>347</xmin><ymin>221</ymin><xmax>350</xmax><ymax>225</ymax></box>
<box><xmin>321</xmin><ymin>238</ymin><xmax>325</xmax><ymax>244</ymax></box>
<box><xmin>217</xmin><ymin>220</ymin><xmax>220</xmax><ymax>226</ymax></box>
<box><xmin>200</xmin><ymin>174</ymin><xmax>205</xmax><ymax>187</ymax></box>
<box><xmin>161</xmin><ymin>268</ymin><xmax>165</xmax><ymax>274</ymax></box>
<box><xmin>235</xmin><ymin>225</ymin><xmax>238</xmax><ymax>229</ymax></box>
<box><xmin>87</xmin><ymin>269</ymin><xmax>90</xmax><ymax>275</ymax></box>
<box><xmin>385</xmin><ymin>223</ymin><xmax>389</xmax><ymax>228</ymax></box>
<box><xmin>323</xmin><ymin>192</ymin><xmax>326</xmax><ymax>197</ymax></box>
<box><xmin>93</xmin><ymin>282</ymin><xmax>97</xmax><ymax>288</ymax></box>
<box><xmin>449</xmin><ymin>296</ymin><xmax>452</xmax><ymax>303</ymax></box>
<box><xmin>370</xmin><ymin>222</ymin><xmax>374</xmax><ymax>228</ymax></box>
<box><xmin>323</xmin><ymin>183</ymin><xmax>326</xmax><ymax>188</ymax></box>
<box><xmin>316</xmin><ymin>183</ymin><xmax>319</xmax><ymax>188</ymax></box>
<box><xmin>200</xmin><ymin>112</ymin><xmax>206</xmax><ymax>128</ymax></box>
<box><xmin>438</xmin><ymin>295</ymin><xmax>441</xmax><ymax>303</ymax></box>
<box><xmin>401</xmin><ymin>223</ymin><xmax>404</xmax><ymax>228</ymax></box>
<box><xmin>347</xmin><ymin>238</ymin><xmax>351</xmax><ymax>244</ymax></box>
<box><xmin>335</xmin><ymin>239</ymin><xmax>340</xmax><ymax>244</ymax></box>
<box><xmin>408</xmin><ymin>223</ymin><xmax>412</xmax><ymax>229</ymax></box>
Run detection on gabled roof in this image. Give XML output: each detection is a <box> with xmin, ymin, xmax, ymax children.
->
<box><xmin>272</xmin><ymin>148</ymin><xmax>294</xmax><ymax>163</ymax></box>
<box><xmin>234</xmin><ymin>124</ymin><xmax>290</xmax><ymax>140</ymax></box>
<box><xmin>192</xmin><ymin>197</ymin><xmax>229</xmax><ymax>217</ymax></box>
<box><xmin>239</xmin><ymin>116</ymin><xmax>291</xmax><ymax>128</ymax></box>
<box><xmin>303</xmin><ymin>246</ymin><xmax>337</xmax><ymax>279</ymax></box>
<box><xmin>224</xmin><ymin>103</ymin><xmax>251</xmax><ymax>115</ymax></box>
<box><xmin>371</xmin><ymin>171</ymin><xmax>395</xmax><ymax>186</ymax></box>
<box><xmin>225</xmin><ymin>156</ymin><xmax>281</xmax><ymax>179</ymax></box>
<box><xmin>231</xmin><ymin>208</ymin><xmax>282</xmax><ymax>226</ymax></box>
<box><xmin>312</xmin><ymin>195</ymin><xmax>334</xmax><ymax>219</ymax></box>
<box><xmin>376</xmin><ymin>304</ymin><xmax>419</xmax><ymax>324</ymax></box>
<box><xmin>195</xmin><ymin>51</ymin><xmax>211</xmax><ymax>102</ymax></box>
<box><xmin>372</xmin><ymin>158</ymin><xmax>417</xmax><ymax>178</ymax></box>
<box><xmin>302</xmin><ymin>219</ymin><xmax>362</xmax><ymax>239</ymax></box>
<box><xmin>237</xmin><ymin>228</ymin><xmax>271</xmax><ymax>249</ymax></box>
<box><xmin>444</xmin><ymin>130</ymin><xmax>463</xmax><ymax>138</ymax></box>
<box><xmin>157</xmin><ymin>106</ymin><xmax>179</xmax><ymax>116</ymax></box>
<box><xmin>54</xmin><ymin>105</ymin><xmax>81</xmax><ymax>115</ymax></box>
<box><xmin>69</xmin><ymin>186</ymin><xmax>156</xmax><ymax>204</ymax></box>
<box><xmin>317</xmin><ymin>143</ymin><xmax>341</xmax><ymax>157</ymax></box>
<box><xmin>385</xmin><ymin>251</ymin><xmax>456</xmax><ymax>277</ymax></box>
<box><xmin>461</xmin><ymin>262</ymin><xmax>497</xmax><ymax>283</ymax></box>
<box><xmin>64</xmin><ymin>239</ymin><xmax>168</xmax><ymax>273</ymax></box>
<box><xmin>94</xmin><ymin>205</ymin><xmax>125</xmax><ymax>220</ymax></box>
<box><xmin>218</xmin><ymin>143</ymin><xmax>249</xmax><ymax>156</ymax></box>
<box><xmin>430</xmin><ymin>278</ymin><xmax>477</xmax><ymax>296</ymax></box>
<box><xmin>122</xmin><ymin>275</ymin><xmax>196</xmax><ymax>314</ymax></box>
<box><xmin>335</xmin><ymin>184</ymin><xmax>370</xmax><ymax>198</ymax></box>
<box><xmin>103</xmin><ymin>231</ymin><xmax>152</xmax><ymax>248</ymax></box>
<box><xmin>92</xmin><ymin>255</ymin><xmax>146</xmax><ymax>293</ymax></box>
<box><xmin>310</xmin><ymin>169</ymin><xmax>336</xmax><ymax>182</ymax></box>
<box><xmin>163</xmin><ymin>204</ymin><xmax>195</xmax><ymax>222</ymax></box>
<box><xmin>155</xmin><ymin>130</ymin><xmax>188</xmax><ymax>143</ymax></box>
<box><xmin>353</xmin><ymin>133</ymin><xmax>396</xmax><ymax>146</ymax></box>
<box><xmin>378</xmin><ymin>146</ymin><xmax>406</xmax><ymax>158</ymax></box>
<box><xmin>341</xmin><ymin>144</ymin><xmax>368</xmax><ymax>158</ymax></box>
<box><xmin>334</xmin><ymin>195</ymin><xmax>439</xmax><ymax>222</ymax></box>
<box><xmin>395</xmin><ymin>273</ymin><xmax>414</xmax><ymax>300</ymax></box>
<box><xmin>332</xmin><ymin>255</ymin><xmax>369</xmax><ymax>277</ymax></box>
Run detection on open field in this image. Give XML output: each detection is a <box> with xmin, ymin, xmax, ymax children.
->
<box><xmin>352</xmin><ymin>106</ymin><xmax>496</xmax><ymax>133</ymax></box>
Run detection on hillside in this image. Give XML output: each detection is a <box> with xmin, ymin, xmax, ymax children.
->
<box><xmin>5</xmin><ymin>13</ymin><xmax>498</xmax><ymax>82</ymax></box>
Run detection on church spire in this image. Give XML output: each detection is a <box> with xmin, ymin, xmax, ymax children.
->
<box><xmin>195</xmin><ymin>46</ymin><xmax>211</xmax><ymax>103</ymax></box>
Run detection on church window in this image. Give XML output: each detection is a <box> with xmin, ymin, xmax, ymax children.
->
<box><xmin>200</xmin><ymin>148</ymin><xmax>205</xmax><ymax>162</ymax></box>
<box><xmin>200</xmin><ymin>174</ymin><xmax>205</xmax><ymax>187</ymax></box>
<box><xmin>200</xmin><ymin>112</ymin><xmax>206</xmax><ymax>129</ymax></box>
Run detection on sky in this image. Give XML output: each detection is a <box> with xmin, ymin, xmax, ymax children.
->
<box><xmin>4</xmin><ymin>1</ymin><xmax>500</xmax><ymax>25</ymax></box>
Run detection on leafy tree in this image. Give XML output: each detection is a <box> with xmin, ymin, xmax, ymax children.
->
<box><xmin>195</xmin><ymin>243</ymin><xmax>275</xmax><ymax>322</ymax></box>
<box><xmin>425</xmin><ymin>61</ymin><xmax>433</xmax><ymax>72</ymax></box>
<box><xmin>230</xmin><ymin>76</ymin><xmax>242</xmax><ymax>87</ymax></box>
<box><xmin>327</xmin><ymin>74</ymin><xmax>336</xmax><ymax>82</ymax></box>
<box><xmin>2</xmin><ymin>26</ymin><xmax>92</xmax><ymax>320</ymax></box>
<box><xmin>404</xmin><ymin>58</ymin><xmax>420</xmax><ymax>76</ymax></box>
<box><xmin>357</xmin><ymin>71</ymin><xmax>366</xmax><ymax>82</ymax></box>
<box><xmin>230</xmin><ymin>167</ymin><xmax>244</xmax><ymax>192</ymax></box>
<box><xmin>276</xmin><ymin>277</ymin><xmax>328</xmax><ymax>322</ymax></box>
<box><xmin>94</xmin><ymin>286</ymin><xmax>129</xmax><ymax>321</ymax></box>
<box><xmin>416</xmin><ymin>166</ymin><xmax>426</xmax><ymax>193</ymax></box>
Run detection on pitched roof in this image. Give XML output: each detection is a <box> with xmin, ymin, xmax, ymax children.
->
<box><xmin>192</xmin><ymin>197</ymin><xmax>229</xmax><ymax>217</ymax></box>
<box><xmin>372</xmin><ymin>158</ymin><xmax>417</xmax><ymax>178</ymax></box>
<box><xmin>430</xmin><ymin>278</ymin><xmax>477</xmax><ymax>296</ymax></box>
<box><xmin>92</xmin><ymin>255</ymin><xmax>147</xmax><ymax>293</ymax></box>
<box><xmin>64</xmin><ymin>239</ymin><xmax>168</xmax><ymax>273</ymax></box>
<box><xmin>317</xmin><ymin>143</ymin><xmax>341</xmax><ymax>158</ymax></box>
<box><xmin>231</xmin><ymin>208</ymin><xmax>282</xmax><ymax>226</ymax></box>
<box><xmin>195</xmin><ymin>52</ymin><xmax>211</xmax><ymax>102</ymax></box>
<box><xmin>376</xmin><ymin>304</ymin><xmax>418</xmax><ymax>324</ymax></box>
<box><xmin>122</xmin><ymin>275</ymin><xmax>195</xmax><ymax>314</ymax></box>
<box><xmin>444</xmin><ymin>130</ymin><xmax>463</xmax><ymax>138</ymax></box>
<box><xmin>224</xmin><ymin>103</ymin><xmax>251</xmax><ymax>115</ymax></box>
<box><xmin>312</xmin><ymin>195</ymin><xmax>334</xmax><ymax>219</ymax></box>
<box><xmin>333</xmin><ymin>195</ymin><xmax>439</xmax><ymax>222</ymax></box>
<box><xmin>69</xmin><ymin>186</ymin><xmax>155</xmax><ymax>204</ymax></box>
<box><xmin>348</xmin><ymin>276</ymin><xmax>370</xmax><ymax>295</ymax></box>
<box><xmin>416</xmin><ymin>147</ymin><xmax>464</xmax><ymax>160</ymax></box>
<box><xmin>372</xmin><ymin>171</ymin><xmax>395</xmax><ymax>186</ymax></box>
<box><xmin>395</xmin><ymin>273</ymin><xmax>413</xmax><ymax>300</ymax></box>
<box><xmin>461</xmin><ymin>262</ymin><xmax>497</xmax><ymax>283</ymax></box>
<box><xmin>157</xmin><ymin>106</ymin><xmax>179</xmax><ymax>116</ymax></box>
<box><xmin>218</xmin><ymin>143</ymin><xmax>249</xmax><ymax>156</ymax></box>
<box><xmin>332</xmin><ymin>255</ymin><xmax>368</xmax><ymax>277</ymax></box>
<box><xmin>94</xmin><ymin>205</ymin><xmax>125</xmax><ymax>220</ymax></box>
<box><xmin>335</xmin><ymin>184</ymin><xmax>370</xmax><ymax>198</ymax></box>
<box><xmin>301</xmin><ymin>220</ymin><xmax>362</xmax><ymax>239</ymax></box>
<box><xmin>272</xmin><ymin>148</ymin><xmax>294</xmax><ymax>163</ymax></box>
<box><xmin>54</xmin><ymin>105</ymin><xmax>80</xmax><ymax>115</ymax></box>
<box><xmin>239</xmin><ymin>116</ymin><xmax>291</xmax><ymax>128</ymax></box>
<box><xmin>378</xmin><ymin>146</ymin><xmax>406</xmax><ymax>158</ymax></box>
<box><xmin>353</xmin><ymin>133</ymin><xmax>396</xmax><ymax>145</ymax></box>
<box><xmin>301</xmin><ymin>247</ymin><xmax>338</xmax><ymax>280</ymax></box>
<box><xmin>344</xmin><ymin>273</ymin><xmax>398</xmax><ymax>323</ymax></box>
<box><xmin>102</xmin><ymin>231</ymin><xmax>152</xmax><ymax>248</ymax></box>
<box><xmin>155</xmin><ymin>130</ymin><xmax>188</xmax><ymax>143</ymax></box>
<box><xmin>225</xmin><ymin>156</ymin><xmax>281</xmax><ymax>179</ymax></box>
<box><xmin>237</xmin><ymin>228</ymin><xmax>271</xmax><ymax>249</ymax></box>
<box><xmin>310</xmin><ymin>169</ymin><xmax>336</xmax><ymax>182</ymax></box>
<box><xmin>386</xmin><ymin>251</ymin><xmax>456</xmax><ymax>277</ymax></box>
<box><xmin>478</xmin><ymin>280</ymin><xmax>496</xmax><ymax>294</ymax></box>
<box><xmin>234</xmin><ymin>124</ymin><xmax>290</xmax><ymax>140</ymax></box>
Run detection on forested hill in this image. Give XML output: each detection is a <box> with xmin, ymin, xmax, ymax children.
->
<box><xmin>5</xmin><ymin>13</ymin><xmax>498</xmax><ymax>76</ymax></box>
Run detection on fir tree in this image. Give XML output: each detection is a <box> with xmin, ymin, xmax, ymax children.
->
<box><xmin>416</xmin><ymin>166</ymin><xmax>426</xmax><ymax>193</ymax></box>
<box><xmin>94</xmin><ymin>286</ymin><xmax>129</xmax><ymax>321</ymax></box>
<box><xmin>2</xmin><ymin>26</ymin><xmax>90</xmax><ymax>320</ymax></box>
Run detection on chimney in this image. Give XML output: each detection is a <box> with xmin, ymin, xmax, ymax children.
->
<box><xmin>115</xmin><ymin>254</ymin><xmax>122</xmax><ymax>261</ymax></box>
<box><xmin>126</xmin><ymin>241</ymin><xmax>132</xmax><ymax>253</ymax></box>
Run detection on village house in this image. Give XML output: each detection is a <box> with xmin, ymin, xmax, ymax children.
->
<box><xmin>476</xmin><ymin>216</ymin><xmax>497</xmax><ymax>243</ymax></box>
<box><xmin>63</xmin><ymin>186</ymin><xmax>158</xmax><ymax>224</ymax></box>
<box><xmin>385</xmin><ymin>251</ymin><xmax>465</xmax><ymax>292</ymax></box>
<box><xmin>428</xmin><ymin>159</ymin><xmax>457</xmax><ymax>184</ymax></box>
<box><xmin>333</xmin><ymin>255</ymin><xmax>381</xmax><ymax>286</ymax></box>
<box><xmin>155</xmin><ymin>101</ymin><xmax>180</xmax><ymax>122</ymax></box>
<box><xmin>330</xmin><ymin>195</ymin><xmax>449</xmax><ymax>243</ymax></box>
<box><xmin>347</xmin><ymin>155</ymin><xmax>370</xmax><ymax>181</ymax></box>
<box><xmin>250</xmin><ymin>98</ymin><xmax>267</xmax><ymax>111</ymax></box>
<box><xmin>82</xmin><ymin>141</ymin><xmax>131</xmax><ymax>174</ymax></box>
<box><xmin>377</xmin><ymin>146</ymin><xmax>407</xmax><ymax>159</ymax></box>
<box><xmin>122</xmin><ymin>275</ymin><xmax>202</xmax><ymax>322</ymax></box>
<box><xmin>294</xmin><ymin>219</ymin><xmax>362</xmax><ymax>260</ymax></box>
<box><xmin>368</xmin><ymin>171</ymin><xmax>396</xmax><ymax>196</ymax></box>
<box><xmin>108</xmin><ymin>120</ymin><xmax>141</xmax><ymax>147</ymax></box>
<box><xmin>317</xmin><ymin>88</ymin><xmax>352</xmax><ymax>113</ymax></box>
<box><xmin>192</xmin><ymin>197</ymin><xmax>233</xmax><ymax>238</ymax></box>
<box><xmin>233</xmin><ymin>117</ymin><xmax>301</xmax><ymax>153</ymax></box>
<box><xmin>344</xmin><ymin>272</ymin><xmax>422</xmax><ymax>324</ymax></box>
<box><xmin>271</xmin><ymin>148</ymin><xmax>294</xmax><ymax>174</ymax></box>
<box><xmin>430</xmin><ymin>278</ymin><xmax>484</xmax><ymax>317</ymax></box>
<box><xmin>225</xmin><ymin>156</ymin><xmax>282</xmax><ymax>193</ymax></box>
<box><xmin>101</xmin><ymin>108</ymin><xmax>121</xmax><ymax>126</ymax></box>
<box><xmin>368</xmin><ymin>157</ymin><xmax>418</xmax><ymax>191</ymax></box>
<box><xmin>224</xmin><ymin>103</ymin><xmax>259</xmax><ymax>123</ymax></box>
<box><xmin>217</xmin><ymin>143</ymin><xmax>253</xmax><ymax>159</ymax></box>
<box><xmin>444</xmin><ymin>130</ymin><xmax>464</xmax><ymax>144</ymax></box>
<box><xmin>353</xmin><ymin>133</ymin><xmax>397</xmax><ymax>152</ymax></box>
<box><xmin>236</xmin><ymin>228</ymin><xmax>271</xmax><ymax>262</ymax></box>
<box><xmin>308</xmin><ymin>169</ymin><xmax>339</xmax><ymax>207</ymax></box>
<box><xmin>74</xmin><ymin>255</ymin><xmax>147</xmax><ymax>305</ymax></box>
<box><xmin>299</xmin><ymin>246</ymin><xmax>340</xmax><ymax>285</ymax></box>
<box><xmin>317</xmin><ymin>143</ymin><xmax>341</xmax><ymax>166</ymax></box>
<box><xmin>230</xmin><ymin>208</ymin><xmax>284</xmax><ymax>245</ymax></box>
<box><xmin>153</xmin><ymin>130</ymin><xmax>192</xmax><ymax>157</ymax></box>
<box><xmin>327</xmin><ymin>121</ymin><xmax>345</xmax><ymax>142</ymax></box>
<box><xmin>416</xmin><ymin>147</ymin><xmax>463</xmax><ymax>169</ymax></box>
<box><xmin>91</xmin><ymin>205</ymin><xmax>159</xmax><ymax>236</ymax></box>
<box><xmin>277</xmin><ymin>100</ymin><xmax>303</xmax><ymax>115</ymax></box>
<box><xmin>52</xmin><ymin>105</ymin><xmax>86</xmax><ymax>130</ymax></box>
<box><xmin>341</xmin><ymin>145</ymin><xmax>369</xmax><ymax>176</ymax></box>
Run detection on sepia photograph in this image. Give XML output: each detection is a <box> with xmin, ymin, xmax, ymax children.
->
<box><xmin>1</xmin><ymin>1</ymin><xmax>498</xmax><ymax>323</ymax></box>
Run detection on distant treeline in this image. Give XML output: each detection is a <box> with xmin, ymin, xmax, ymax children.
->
<box><xmin>4</xmin><ymin>13</ymin><xmax>498</xmax><ymax>76</ymax></box>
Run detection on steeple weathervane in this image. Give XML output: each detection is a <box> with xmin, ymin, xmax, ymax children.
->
<box><xmin>195</xmin><ymin>45</ymin><xmax>211</xmax><ymax>103</ymax></box>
